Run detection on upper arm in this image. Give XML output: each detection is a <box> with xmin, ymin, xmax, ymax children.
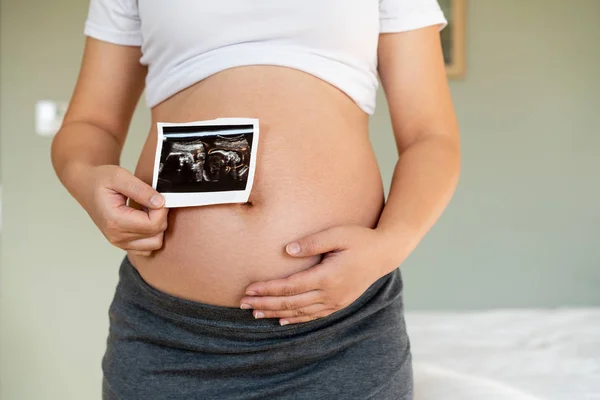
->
<box><xmin>62</xmin><ymin>0</ymin><xmax>146</xmax><ymax>146</ymax></box>
<box><xmin>377</xmin><ymin>0</ymin><xmax>458</xmax><ymax>152</ymax></box>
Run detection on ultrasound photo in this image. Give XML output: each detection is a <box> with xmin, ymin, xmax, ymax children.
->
<box><xmin>152</xmin><ymin>118</ymin><xmax>259</xmax><ymax>208</ymax></box>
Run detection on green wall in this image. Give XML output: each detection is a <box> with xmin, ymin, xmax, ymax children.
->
<box><xmin>391</xmin><ymin>0</ymin><xmax>600</xmax><ymax>308</ymax></box>
<box><xmin>1</xmin><ymin>0</ymin><xmax>599</xmax><ymax>398</ymax></box>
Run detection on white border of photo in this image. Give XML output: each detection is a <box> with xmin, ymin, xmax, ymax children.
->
<box><xmin>152</xmin><ymin>118</ymin><xmax>260</xmax><ymax>208</ymax></box>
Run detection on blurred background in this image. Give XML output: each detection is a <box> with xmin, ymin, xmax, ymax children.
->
<box><xmin>1</xmin><ymin>0</ymin><xmax>599</xmax><ymax>399</ymax></box>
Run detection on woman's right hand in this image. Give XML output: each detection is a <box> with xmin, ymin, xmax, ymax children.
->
<box><xmin>82</xmin><ymin>164</ymin><xmax>169</xmax><ymax>257</ymax></box>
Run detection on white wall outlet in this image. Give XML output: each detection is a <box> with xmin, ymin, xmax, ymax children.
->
<box><xmin>35</xmin><ymin>100</ymin><xmax>68</xmax><ymax>136</ymax></box>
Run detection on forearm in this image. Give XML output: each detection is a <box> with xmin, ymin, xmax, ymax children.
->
<box><xmin>375</xmin><ymin>134</ymin><xmax>460</xmax><ymax>275</ymax></box>
<box><xmin>50</xmin><ymin>121</ymin><xmax>123</xmax><ymax>206</ymax></box>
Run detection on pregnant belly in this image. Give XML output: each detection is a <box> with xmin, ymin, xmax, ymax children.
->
<box><xmin>127</xmin><ymin>66</ymin><xmax>386</xmax><ymax>307</ymax></box>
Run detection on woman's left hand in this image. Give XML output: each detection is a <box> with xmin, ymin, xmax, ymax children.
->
<box><xmin>240</xmin><ymin>224</ymin><xmax>397</xmax><ymax>326</ymax></box>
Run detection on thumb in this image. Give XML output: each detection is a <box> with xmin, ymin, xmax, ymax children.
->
<box><xmin>285</xmin><ymin>226</ymin><xmax>346</xmax><ymax>257</ymax></box>
<box><xmin>109</xmin><ymin>168</ymin><xmax>165</xmax><ymax>210</ymax></box>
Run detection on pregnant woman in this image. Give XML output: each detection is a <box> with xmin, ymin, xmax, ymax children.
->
<box><xmin>51</xmin><ymin>1</ymin><xmax>460</xmax><ymax>399</ymax></box>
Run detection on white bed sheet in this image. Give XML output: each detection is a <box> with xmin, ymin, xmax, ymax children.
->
<box><xmin>405</xmin><ymin>308</ymin><xmax>600</xmax><ymax>400</ymax></box>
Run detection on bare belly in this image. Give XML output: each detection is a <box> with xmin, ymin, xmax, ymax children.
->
<box><xmin>127</xmin><ymin>66</ymin><xmax>385</xmax><ymax>307</ymax></box>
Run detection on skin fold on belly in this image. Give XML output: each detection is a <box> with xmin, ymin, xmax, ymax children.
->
<box><xmin>127</xmin><ymin>66</ymin><xmax>386</xmax><ymax>307</ymax></box>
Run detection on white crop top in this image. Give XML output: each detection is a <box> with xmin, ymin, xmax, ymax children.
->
<box><xmin>84</xmin><ymin>0</ymin><xmax>447</xmax><ymax>115</ymax></box>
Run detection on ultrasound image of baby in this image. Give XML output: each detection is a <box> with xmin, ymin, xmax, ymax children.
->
<box><xmin>158</xmin><ymin>134</ymin><xmax>252</xmax><ymax>192</ymax></box>
<box><xmin>153</xmin><ymin>119</ymin><xmax>259</xmax><ymax>208</ymax></box>
<box><xmin>159</xmin><ymin>140</ymin><xmax>207</xmax><ymax>183</ymax></box>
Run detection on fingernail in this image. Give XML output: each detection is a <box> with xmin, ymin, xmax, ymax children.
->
<box><xmin>286</xmin><ymin>242</ymin><xmax>300</xmax><ymax>255</ymax></box>
<box><xmin>150</xmin><ymin>194</ymin><xmax>164</xmax><ymax>208</ymax></box>
<box><xmin>254</xmin><ymin>312</ymin><xmax>264</xmax><ymax>319</ymax></box>
<box><xmin>240</xmin><ymin>303</ymin><xmax>252</xmax><ymax>309</ymax></box>
<box><xmin>280</xmin><ymin>320</ymin><xmax>290</xmax><ymax>326</ymax></box>
<box><xmin>246</xmin><ymin>290</ymin><xmax>257</xmax><ymax>296</ymax></box>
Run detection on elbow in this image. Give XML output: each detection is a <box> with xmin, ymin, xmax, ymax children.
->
<box><xmin>50</xmin><ymin>123</ymin><xmax>76</xmax><ymax>178</ymax></box>
<box><xmin>50</xmin><ymin>126</ymin><xmax>69</xmax><ymax>177</ymax></box>
<box><xmin>443</xmin><ymin>133</ymin><xmax>461</xmax><ymax>187</ymax></box>
<box><xmin>402</xmin><ymin>129</ymin><xmax>461</xmax><ymax>184</ymax></box>
<box><xmin>402</xmin><ymin>128</ymin><xmax>461</xmax><ymax>163</ymax></box>
<box><xmin>50</xmin><ymin>129</ymin><xmax>62</xmax><ymax>174</ymax></box>
<box><xmin>448</xmin><ymin>133</ymin><xmax>461</xmax><ymax>176</ymax></box>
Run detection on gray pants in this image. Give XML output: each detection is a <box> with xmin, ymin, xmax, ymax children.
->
<box><xmin>102</xmin><ymin>256</ymin><xmax>413</xmax><ymax>399</ymax></box>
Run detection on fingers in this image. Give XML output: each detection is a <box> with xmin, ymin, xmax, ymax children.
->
<box><xmin>106</xmin><ymin>230</ymin><xmax>165</xmax><ymax>251</ymax></box>
<box><xmin>244</xmin><ymin>264</ymin><xmax>326</xmax><ymax>296</ymax></box>
<box><xmin>99</xmin><ymin>167</ymin><xmax>168</xmax><ymax>236</ymax></box>
<box><xmin>241</xmin><ymin>266</ymin><xmax>341</xmax><ymax>325</ymax></box>
<box><xmin>87</xmin><ymin>166</ymin><xmax>170</xmax><ymax>253</ymax></box>
<box><xmin>253</xmin><ymin>304</ymin><xmax>335</xmax><ymax>321</ymax></box>
<box><xmin>102</xmin><ymin>206</ymin><xmax>168</xmax><ymax>247</ymax></box>
<box><xmin>240</xmin><ymin>290</ymin><xmax>324</xmax><ymax>312</ymax></box>
<box><xmin>105</xmin><ymin>220</ymin><xmax>166</xmax><ymax>252</ymax></box>
<box><xmin>277</xmin><ymin>309</ymin><xmax>337</xmax><ymax>325</ymax></box>
<box><xmin>126</xmin><ymin>232</ymin><xmax>165</xmax><ymax>252</ymax></box>
<box><xmin>285</xmin><ymin>226</ymin><xmax>348</xmax><ymax>257</ymax></box>
<box><xmin>113</xmin><ymin>206</ymin><xmax>169</xmax><ymax>236</ymax></box>
<box><xmin>240</xmin><ymin>290</ymin><xmax>336</xmax><ymax>325</ymax></box>
<box><xmin>129</xmin><ymin>249</ymin><xmax>152</xmax><ymax>257</ymax></box>
<box><xmin>108</xmin><ymin>168</ymin><xmax>165</xmax><ymax>210</ymax></box>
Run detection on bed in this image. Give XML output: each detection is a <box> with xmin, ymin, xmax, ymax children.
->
<box><xmin>405</xmin><ymin>308</ymin><xmax>600</xmax><ymax>400</ymax></box>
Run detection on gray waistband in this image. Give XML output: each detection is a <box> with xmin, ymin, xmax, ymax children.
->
<box><xmin>117</xmin><ymin>255</ymin><xmax>401</xmax><ymax>336</ymax></box>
